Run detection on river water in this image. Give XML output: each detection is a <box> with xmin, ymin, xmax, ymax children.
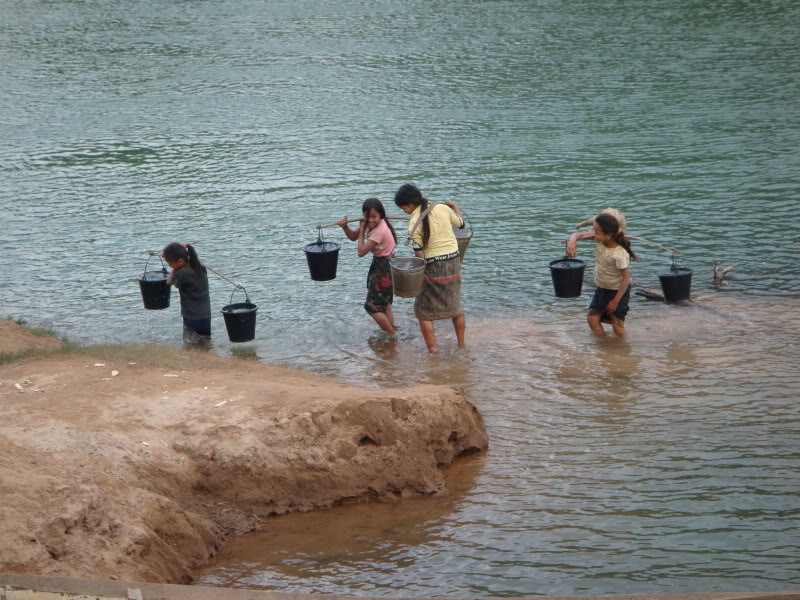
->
<box><xmin>2</xmin><ymin>0</ymin><xmax>799</xmax><ymax>596</ymax></box>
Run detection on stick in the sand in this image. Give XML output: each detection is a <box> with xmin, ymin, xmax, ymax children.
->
<box><xmin>316</xmin><ymin>216</ymin><xmax>411</xmax><ymax>229</ymax></box>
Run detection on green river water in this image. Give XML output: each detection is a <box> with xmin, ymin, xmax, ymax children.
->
<box><xmin>2</xmin><ymin>0</ymin><xmax>799</xmax><ymax>596</ymax></box>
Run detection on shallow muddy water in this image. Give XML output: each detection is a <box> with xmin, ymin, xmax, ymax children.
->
<box><xmin>2</xmin><ymin>0</ymin><xmax>799</xmax><ymax>596</ymax></box>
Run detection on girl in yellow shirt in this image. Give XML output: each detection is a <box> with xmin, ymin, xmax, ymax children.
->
<box><xmin>394</xmin><ymin>184</ymin><xmax>467</xmax><ymax>353</ymax></box>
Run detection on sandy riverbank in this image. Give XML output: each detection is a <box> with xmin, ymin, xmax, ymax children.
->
<box><xmin>0</xmin><ymin>320</ymin><xmax>488</xmax><ymax>584</ymax></box>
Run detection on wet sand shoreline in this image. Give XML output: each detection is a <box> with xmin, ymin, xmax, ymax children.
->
<box><xmin>0</xmin><ymin>320</ymin><xmax>488</xmax><ymax>584</ymax></box>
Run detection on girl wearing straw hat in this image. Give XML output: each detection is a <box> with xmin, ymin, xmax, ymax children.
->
<box><xmin>394</xmin><ymin>184</ymin><xmax>466</xmax><ymax>354</ymax></box>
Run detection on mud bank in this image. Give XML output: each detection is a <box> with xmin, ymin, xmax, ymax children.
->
<box><xmin>0</xmin><ymin>321</ymin><xmax>488</xmax><ymax>584</ymax></box>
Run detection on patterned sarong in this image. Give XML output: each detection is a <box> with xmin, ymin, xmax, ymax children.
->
<box><xmin>414</xmin><ymin>251</ymin><xmax>463</xmax><ymax>320</ymax></box>
<box><xmin>364</xmin><ymin>256</ymin><xmax>393</xmax><ymax>314</ymax></box>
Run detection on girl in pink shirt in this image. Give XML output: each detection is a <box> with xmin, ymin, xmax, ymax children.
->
<box><xmin>337</xmin><ymin>198</ymin><xmax>398</xmax><ymax>333</ymax></box>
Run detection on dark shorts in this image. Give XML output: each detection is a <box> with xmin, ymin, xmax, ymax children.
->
<box><xmin>183</xmin><ymin>318</ymin><xmax>211</xmax><ymax>344</ymax></box>
<box><xmin>588</xmin><ymin>286</ymin><xmax>630</xmax><ymax>325</ymax></box>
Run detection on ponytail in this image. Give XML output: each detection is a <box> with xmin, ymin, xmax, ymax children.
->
<box><xmin>615</xmin><ymin>232</ymin><xmax>637</xmax><ymax>261</ymax></box>
<box><xmin>393</xmin><ymin>184</ymin><xmax>431</xmax><ymax>247</ymax></box>
<box><xmin>419</xmin><ymin>196</ymin><xmax>431</xmax><ymax>247</ymax></box>
<box><xmin>162</xmin><ymin>242</ymin><xmax>207</xmax><ymax>275</ymax></box>
<box><xmin>594</xmin><ymin>213</ymin><xmax>637</xmax><ymax>261</ymax></box>
<box><xmin>185</xmin><ymin>244</ymin><xmax>207</xmax><ymax>275</ymax></box>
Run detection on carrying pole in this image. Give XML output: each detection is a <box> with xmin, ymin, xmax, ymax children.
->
<box><xmin>316</xmin><ymin>216</ymin><xmax>411</xmax><ymax>230</ymax></box>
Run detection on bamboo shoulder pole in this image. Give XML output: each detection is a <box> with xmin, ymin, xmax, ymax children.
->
<box><xmin>317</xmin><ymin>216</ymin><xmax>411</xmax><ymax>229</ymax></box>
<box><xmin>626</xmin><ymin>235</ymin><xmax>681</xmax><ymax>255</ymax></box>
<box><xmin>560</xmin><ymin>235</ymin><xmax>681</xmax><ymax>255</ymax></box>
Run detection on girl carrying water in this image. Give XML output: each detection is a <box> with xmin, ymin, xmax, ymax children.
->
<box><xmin>394</xmin><ymin>184</ymin><xmax>466</xmax><ymax>353</ymax></box>
<box><xmin>163</xmin><ymin>242</ymin><xmax>211</xmax><ymax>345</ymax></box>
<box><xmin>337</xmin><ymin>198</ymin><xmax>398</xmax><ymax>334</ymax></box>
<box><xmin>566</xmin><ymin>213</ymin><xmax>636</xmax><ymax>337</ymax></box>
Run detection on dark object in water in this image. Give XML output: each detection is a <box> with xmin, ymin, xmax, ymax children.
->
<box><xmin>713</xmin><ymin>263</ymin><xmax>735</xmax><ymax>286</ymax></box>
<box><xmin>304</xmin><ymin>240</ymin><xmax>340</xmax><ymax>281</ymax></box>
<box><xmin>138</xmin><ymin>254</ymin><xmax>171</xmax><ymax>310</ymax></box>
<box><xmin>549</xmin><ymin>257</ymin><xmax>586</xmax><ymax>298</ymax></box>
<box><xmin>658</xmin><ymin>266</ymin><xmax>693</xmax><ymax>303</ymax></box>
<box><xmin>221</xmin><ymin>287</ymin><xmax>257</xmax><ymax>343</ymax></box>
<box><xmin>221</xmin><ymin>302</ymin><xmax>257</xmax><ymax>343</ymax></box>
<box><xmin>635</xmin><ymin>287</ymin><xmax>665</xmax><ymax>301</ymax></box>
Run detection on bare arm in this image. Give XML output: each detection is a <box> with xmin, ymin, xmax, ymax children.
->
<box><xmin>337</xmin><ymin>216</ymin><xmax>360</xmax><ymax>242</ymax></box>
<box><xmin>444</xmin><ymin>200</ymin><xmax>465</xmax><ymax>227</ymax></box>
<box><xmin>606</xmin><ymin>268</ymin><xmax>630</xmax><ymax>314</ymax></box>
<box><xmin>357</xmin><ymin>223</ymin><xmax>378</xmax><ymax>257</ymax></box>
<box><xmin>565</xmin><ymin>230</ymin><xmax>596</xmax><ymax>258</ymax></box>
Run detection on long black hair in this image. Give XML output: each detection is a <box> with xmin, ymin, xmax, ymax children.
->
<box><xmin>362</xmin><ymin>197</ymin><xmax>397</xmax><ymax>243</ymax></box>
<box><xmin>594</xmin><ymin>213</ymin><xmax>637</xmax><ymax>260</ymax></box>
<box><xmin>162</xmin><ymin>242</ymin><xmax>207</xmax><ymax>275</ymax></box>
<box><xmin>393</xmin><ymin>184</ymin><xmax>431</xmax><ymax>247</ymax></box>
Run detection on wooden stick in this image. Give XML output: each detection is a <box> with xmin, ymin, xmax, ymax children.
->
<box><xmin>627</xmin><ymin>236</ymin><xmax>681</xmax><ymax>255</ymax></box>
<box><xmin>316</xmin><ymin>216</ymin><xmax>411</xmax><ymax>229</ymax></box>
<box><xmin>560</xmin><ymin>235</ymin><xmax>681</xmax><ymax>255</ymax></box>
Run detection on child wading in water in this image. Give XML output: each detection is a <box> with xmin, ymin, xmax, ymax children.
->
<box><xmin>163</xmin><ymin>243</ymin><xmax>211</xmax><ymax>345</ymax></box>
<box><xmin>337</xmin><ymin>198</ymin><xmax>398</xmax><ymax>334</ymax></box>
<box><xmin>566</xmin><ymin>213</ymin><xmax>636</xmax><ymax>337</ymax></box>
<box><xmin>394</xmin><ymin>183</ymin><xmax>466</xmax><ymax>353</ymax></box>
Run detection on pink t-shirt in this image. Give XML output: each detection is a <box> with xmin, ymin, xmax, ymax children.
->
<box><xmin>367</xmin><ymin>219</ymin><xmax>397</xmax><ymax>257</ymax></box>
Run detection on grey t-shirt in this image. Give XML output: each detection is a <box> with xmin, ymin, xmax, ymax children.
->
<box><xmin>172</xmin><ymin>266</ymin><xmax>211</xmax><ymax>320</ymax></box>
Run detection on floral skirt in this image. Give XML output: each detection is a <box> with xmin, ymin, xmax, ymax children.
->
<box><xmin>414</xmin><ymin>252</ymin><xmax>463</xmax><ymax>321</ymax></box>
<box><xmin>364</xmin><ymin>256</ymin><xmax>393</xmax><ymax>314</ymax></box>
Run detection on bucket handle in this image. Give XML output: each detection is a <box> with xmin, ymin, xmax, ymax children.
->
<box><xmin>142</xmin><ymin>253</ymin><xmax>167</xmax><ymax>277</ymax></box>
<box><xmin>460</xmin><ymin>210</ymin><xmax>472</xmax><ymax>233</ymax></box>
<box><xmin>229</xmin><ymin>285</ymin><xmax>250</xmax><ymax>307</ymax></box>
<box><xmin>561</xmin><ymin>254</ymin><xmax>578</xmax><ymax>268</ymax></box>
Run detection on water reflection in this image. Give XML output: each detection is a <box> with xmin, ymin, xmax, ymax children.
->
<box><xmin>366</xmin><ymin>334</ymin><xmax>398</xmax><ymax>361</ymax></box>
<box><xmin>230</xmin><ymin>345</ymin><xmax>260</xmax><ymax>361</ymax></box>
<box><xmin>198</xmin><ymin>454</ymin><xmax>486</xmax><ymax>589</ymax></box>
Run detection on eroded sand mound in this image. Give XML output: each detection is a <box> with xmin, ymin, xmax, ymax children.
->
<box><xmin>0</xmin><ymin>344</ymin><xmax>487</xmax><ymax>584</ymax></box>
<box><xmin>0</xmin><ymin>320</ymin><xmax>64</xmax><ymax>354</ymax></box>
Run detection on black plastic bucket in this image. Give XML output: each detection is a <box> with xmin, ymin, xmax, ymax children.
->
<box><xmin>549</xmin><ymin>256</ymin><xmax>586</xmax><ymax>298</ymax></box>
<box><xmin>658</xmin><ymin>266</ymin><xmax>693</xmax><ymax>303</ymax></box>
<box><xmin>304</xmin><ymin>239</ymin><xmax>340</xmax><ymax>281</ymax></box>
<box><xmin>221</xmin><ymin>288</ymin><xmax>257</xmax><ymax>343</ymax></box>
<box><xmin>138</xmin><ymin>255</ymin><xmax>171</xmax><ymax>310</ymax></box>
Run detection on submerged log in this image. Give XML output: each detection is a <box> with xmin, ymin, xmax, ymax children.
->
<box><xmin>713</xmin><ymin>263</ymin><xmax>736</xmax><ymax>285</ymax></box>
<box><xmin>635</xmin><ymin>287</ymin><xmax>665</xmax><ymax>301</ymax></box>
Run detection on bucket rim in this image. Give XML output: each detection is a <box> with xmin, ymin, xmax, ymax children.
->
<box><xmin>138</xmin><ymin>270</ymin><xmax>169</xmax><ymax>281</ymax></box>
<box><xmin>221</xmin><ymin>302</ymin><xmax>258</xmax><ymax>313</ymax></box>
<box><xmin>549</xmin><ymin>257</ymin><xmax>586</xmax><ymax>267</ymax></box>
<box><xmin>390</xmin><ymin>256</ymin><xmax>426</xmax><ymax>267</ymax></box>
<box><xmin>657</xmin><ymin>267</ymin><xmax>693</xmax><ymax>276</ymax></box>
<box><xmin>304</xmin><ymin>240</ymin><xmax>340</xmax><ymax>252</ymax></box>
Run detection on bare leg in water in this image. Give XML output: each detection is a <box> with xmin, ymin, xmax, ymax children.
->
<box><xmin>453</xmin><ymin>314</ymin><xmax>466</xmax><ymax>349</ymax></box>
<box><xmin>370</xmin><ymin>307</ymin><xmax>396</xmax><ymax>334</ymax></box>
<box><xmin>419</xmin><ymin>319</ymin><xmax>437</xmax><ymax>353</ymax></box>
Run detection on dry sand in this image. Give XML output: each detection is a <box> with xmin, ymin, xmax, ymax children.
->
<box><xmin>0</xmin><ymin>320</ymin><xmax>488</xmax><ymax>584</ymax></box>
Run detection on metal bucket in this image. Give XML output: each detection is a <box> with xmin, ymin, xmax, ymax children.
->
<box><xmin>454</xmin><ymin>228</ymin><xmax>472</xmax><ymax>261</ymax></box>
<box><xmin>390</xmin><ymin>256</ymin><xmax>426</xmax><ymax>298</ymax></box>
